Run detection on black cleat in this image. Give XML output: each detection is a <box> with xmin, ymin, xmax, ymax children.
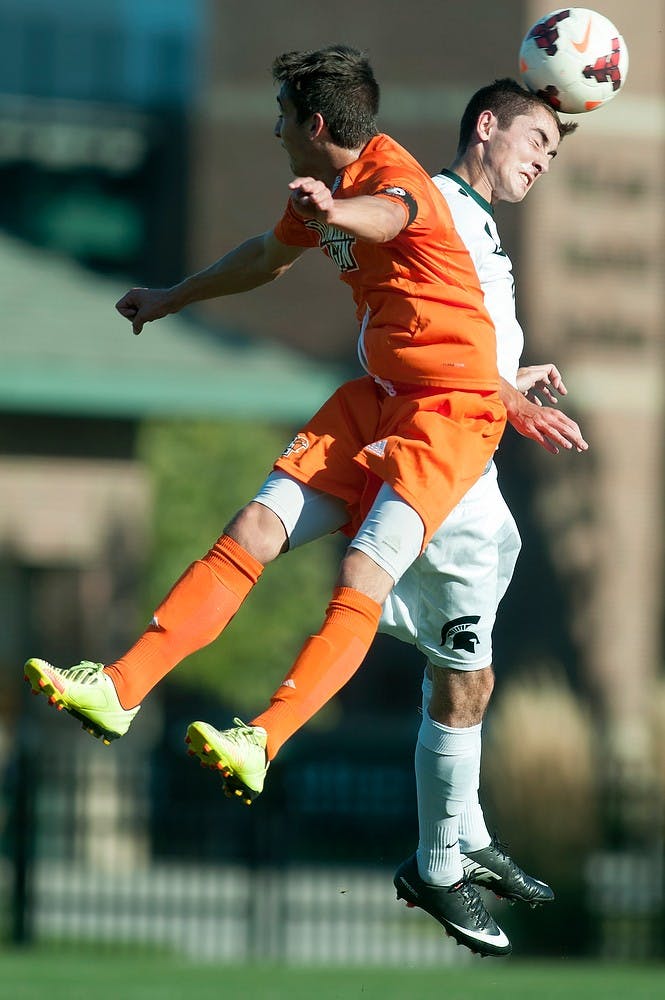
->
<box><xmin>461</xmin><ymin>836</ymin><xmax>555</xmax><ymax>906</ymax></box>
<box><xmin>394</xmin><ymin>854</ymin><xmax>511</xmax><ymax>957</ymax></box>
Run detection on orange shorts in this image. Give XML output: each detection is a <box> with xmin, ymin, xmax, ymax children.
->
<box><xmin>274</xmin><ymin>376</ymin><xmax>506</xmax><ymax>549</ymax></box>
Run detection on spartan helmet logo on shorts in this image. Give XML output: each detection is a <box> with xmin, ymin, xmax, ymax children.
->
<box><xmin>440</xmin><ymin>615</ymin><xmax>481</xmax><ymax>653</ymax></box>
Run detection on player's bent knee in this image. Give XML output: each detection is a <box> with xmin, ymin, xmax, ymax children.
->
<box><xmin>427</xmin><ymin>663</ymin><xmax>495</xmax><ymax>726</ymax></box>
<box><xmin>225</xmin><ymin>502</ymin><xmax>288</xmax><ymax>564</ymax></box>
<box><xmin>252</xmin><ymin>470</ymin><xmax>347</xmax><ymax>549</ymax></box>
<box><xmin>337</xmin><ymin>547</ymin><xmax>396</xmax><ymax>604</ymax></box>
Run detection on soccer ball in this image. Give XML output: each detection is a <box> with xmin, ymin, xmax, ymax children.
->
<box><xmin>518</xmin><ymin>8</ymin><xmax>629</xmax><ymax>114</ymax></box>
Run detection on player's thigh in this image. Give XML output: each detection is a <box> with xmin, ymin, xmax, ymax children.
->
<box><xmin>252</xmin><ymin>471</ymin><xmax>348</xmax><ymax>549</ymax></box>
<box><xmin>274</xmin><ymin>377</ymin><xmax>382</xmax><ymax>510</ymax></box>
<box><xmin>383</xmin><ymin>476</ymin><xmax>520</xmax><ymax>669</ymax></box>
<box><xmin>349</xmin><ymin>482</ymin><xmax>425</xmax><ymax>585</ymax></box>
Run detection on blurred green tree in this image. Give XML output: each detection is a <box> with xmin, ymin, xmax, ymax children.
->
<box><xmin>137</xmin><ymin>418</ymin><xmax>342</xmax><ymax>713</ymax></box>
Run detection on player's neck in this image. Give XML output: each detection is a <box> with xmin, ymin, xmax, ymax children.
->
<box><xmin>448</xmin><ymin>154</ymin><xmax>493</xmax><ymax>205</ymax></box>
<box><xmin>319</xmin><ymin>142</ymin><xmax>369</xmax><ymax>187</ymax></box>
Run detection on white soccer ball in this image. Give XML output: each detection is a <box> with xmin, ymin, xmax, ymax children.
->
<box><xmin>518</xmin><ymin>8</ymin><xmax>629</xmax><ymax>114</ymax></box>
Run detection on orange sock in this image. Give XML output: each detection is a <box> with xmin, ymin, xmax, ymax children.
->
<box><xmin>105</xmin><ymin>535</ymin><xmax>263</xmax><ymax>709</ymax></box>
<box><xmin>251</xmin><ymin>586</ymin><xmax>382</xmax><ymax>759</ymax></box>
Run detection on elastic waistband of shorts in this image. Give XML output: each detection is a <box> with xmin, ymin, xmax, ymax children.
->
<box><xmin>388</xmin><ymin>382</ymin><xmax>445</xmax><ymax>397</ymax></box>
<box><xmin>380</xmin><ymin>381</ymin><xmax>499</xmax><ymax>398</ymax></box>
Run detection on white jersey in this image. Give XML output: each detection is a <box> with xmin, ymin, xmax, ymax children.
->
<box><xmin>432</xmin><ymin>170</ymin><xmax>523</xmax><ymax>387</ymax></box>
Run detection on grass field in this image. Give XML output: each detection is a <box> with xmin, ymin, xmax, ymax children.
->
<box><xmin>1</xmin><ymin>951</ymin><xmax>663</xmax><ymax>1000</ymax></box>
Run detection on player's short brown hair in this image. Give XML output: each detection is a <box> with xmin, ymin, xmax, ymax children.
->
<box><xmin>272</xmin><ymin>44</ymin><xmax>379</xmax><ymax>150</ymax></box>
<box><xmin>457</xmin><ymin>77</ymin><xmax>578</xmax><ymax>153</ymax></box>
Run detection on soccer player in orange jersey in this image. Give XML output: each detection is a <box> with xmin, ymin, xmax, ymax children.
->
<box><xmin>25</xmin><ymin>45</ymin><xmax>511</xmax><ymax>954</ymax></box>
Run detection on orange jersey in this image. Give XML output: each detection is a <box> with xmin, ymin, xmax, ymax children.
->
<box><xmin>273</xmin><ymin>134</ymin><xmax>498</xmax><ymax>390</ymax></box>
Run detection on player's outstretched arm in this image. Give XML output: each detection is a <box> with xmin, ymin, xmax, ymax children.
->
<box><xmin>501</xmin><ymin>372</ymin><xmax>588</xmax><ymax>456</ymax></box>
<box><xmin>115</xmin><ymin>231</ymin><xmax>304</xmax><ymax>335</ymax></box>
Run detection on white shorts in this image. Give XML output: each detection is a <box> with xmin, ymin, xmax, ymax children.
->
<box><xmin>379</xmin><ymin>462</ymin><xmax>521</xmax><ymax>670</ymax></box>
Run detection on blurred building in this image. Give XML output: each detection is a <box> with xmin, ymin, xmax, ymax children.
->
<box><xmin>518</xmin><ymin>2</ymin><xmax>665</xmax><ymax>953</ymax></box>
<box><xmin>521</xmin><ymin>0</ymin><xmax>665</xmax><ymax>740</ymax></box>
<box><xmin>0</xmin><ymin>0</ymin><xmax>203</xmax><ymax>283</ymax></box>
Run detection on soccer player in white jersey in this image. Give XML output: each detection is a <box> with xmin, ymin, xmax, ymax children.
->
<box><xmin>387</xmin><ymin>79</ymin><xmax>588</xmax><ymax>948</ymax></box>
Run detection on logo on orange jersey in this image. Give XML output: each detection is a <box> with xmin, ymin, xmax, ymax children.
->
<box><xmin>281</xmin><ymin>433</ymin><xmax>309</xmax><ymax>458</ymax></box>
<box><xmin>305</xmin><ymin>219</ymin><xmax>359</xmax><ymax>272</ymax></box>
<box><xmin>365</xmin><ymin>439</ymin><xmax>387</xmax><ymax>457</ymax></box>
<box><xmin>440</xmin><ymin>615</ymin><xmax>481</xmax><ymax>653</ymax></box>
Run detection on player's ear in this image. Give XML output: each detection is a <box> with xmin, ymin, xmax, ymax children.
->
<box><xmin>477</xmin><ymin>110</ymin><xmax>496</xmax><ymax>141</ymax></box>
<box><xmin>309</xmin><ymin>112</ymin><xmax>326</xmax><ymax>138</ymax></box>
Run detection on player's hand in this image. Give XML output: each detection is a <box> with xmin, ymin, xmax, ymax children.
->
<box><xmin>509</xmin><ymin>398</ymin><xmax>588</xmax><ymax>455</ymax></box>
<box><xmin>288</xmin><ymin>177</ymin><xmax>335</xmax><ymax>221</ymax></box>
<box><xmin>516</xmin><ymin>363</ymin><xmax>566</xmax><ymax>406</ymax></box>
<box><xmin>115</xmin><ymin>287</ymin><xmax>175</xmax><ymax>336</ymax></box>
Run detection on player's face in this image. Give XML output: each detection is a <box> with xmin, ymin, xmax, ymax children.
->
<box><xmin>274</xmin><ymin>87</ymin><xmax>316</xmax><ymax>176</ymax></box>
<box><xmin>485</xmin><ymin>107</ymin><xmax>560</xmax><ymax>204</ymax></box>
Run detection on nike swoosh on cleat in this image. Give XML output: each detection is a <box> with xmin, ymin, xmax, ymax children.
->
<box><xmin>572</xmin><ymin>18</ymin><xmax>592</xmax><ymax>53</ymax></box>
<box><xmin>447</xmin><ymin>919</ymin><xmax>510</xmax><ymax>948</ymax></box>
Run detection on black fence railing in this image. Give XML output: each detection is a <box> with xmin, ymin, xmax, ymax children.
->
<box><xmin>2</xmin><ymin>715</ymin><xmax>663</xmax><ymax>964</ymax></box>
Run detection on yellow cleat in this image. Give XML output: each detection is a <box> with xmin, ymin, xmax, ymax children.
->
<box><xmin>185</xmin><ymin>718</ymin><xmax>268</xmax><ymax>804</ymax></box>
<box><xmin>24</xmin><ymin>657</ymin><xmax>140</xmax><ymax>743</ymax></box>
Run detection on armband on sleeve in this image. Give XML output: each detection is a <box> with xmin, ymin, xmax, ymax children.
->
<box><xmin>376</xmin><ymin>186</ymin><xmax>418</xmax><ymax>226</ymax></box>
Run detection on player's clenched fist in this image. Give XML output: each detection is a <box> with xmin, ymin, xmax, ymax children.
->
<box><xmin>288</xmin><ymin>177</ymin><xmax>335</xmax><ymax>221</ymax></box>
<box><xmin>115</xmin><ymin>287</ymin><xmax>174</xmax><ymax>336</ymax></box>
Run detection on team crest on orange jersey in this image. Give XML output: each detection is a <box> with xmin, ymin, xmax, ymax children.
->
<box><xmin>281</xmin><ymin>433</ymin><xmax>309</xmax><ymax>458</ymax></box>
<box><xmin>304</xmin><ymin>219</ymin><xmax>358</xmax><ymax>272</ymax></box>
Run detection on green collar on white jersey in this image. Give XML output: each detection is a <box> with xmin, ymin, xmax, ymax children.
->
<box><xmin>438</xmin><ymin>169</ymin><xmax>494</xmax><ymax>218</ymax></box>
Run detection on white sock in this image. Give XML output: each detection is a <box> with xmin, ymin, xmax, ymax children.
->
<box><xmin>418</xmin><ymin>670</ymin><xmax>491</xmax><ymax>875</ymax></box>
<box><xmin>415</xmin><ymin>708</ymin><xmax>483</xmax><ymax>886</ymax></box>
<box><xmin>458</xmin><ymin>796</ymin><xmax>491</xmax><ymax>854</ymax></box>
